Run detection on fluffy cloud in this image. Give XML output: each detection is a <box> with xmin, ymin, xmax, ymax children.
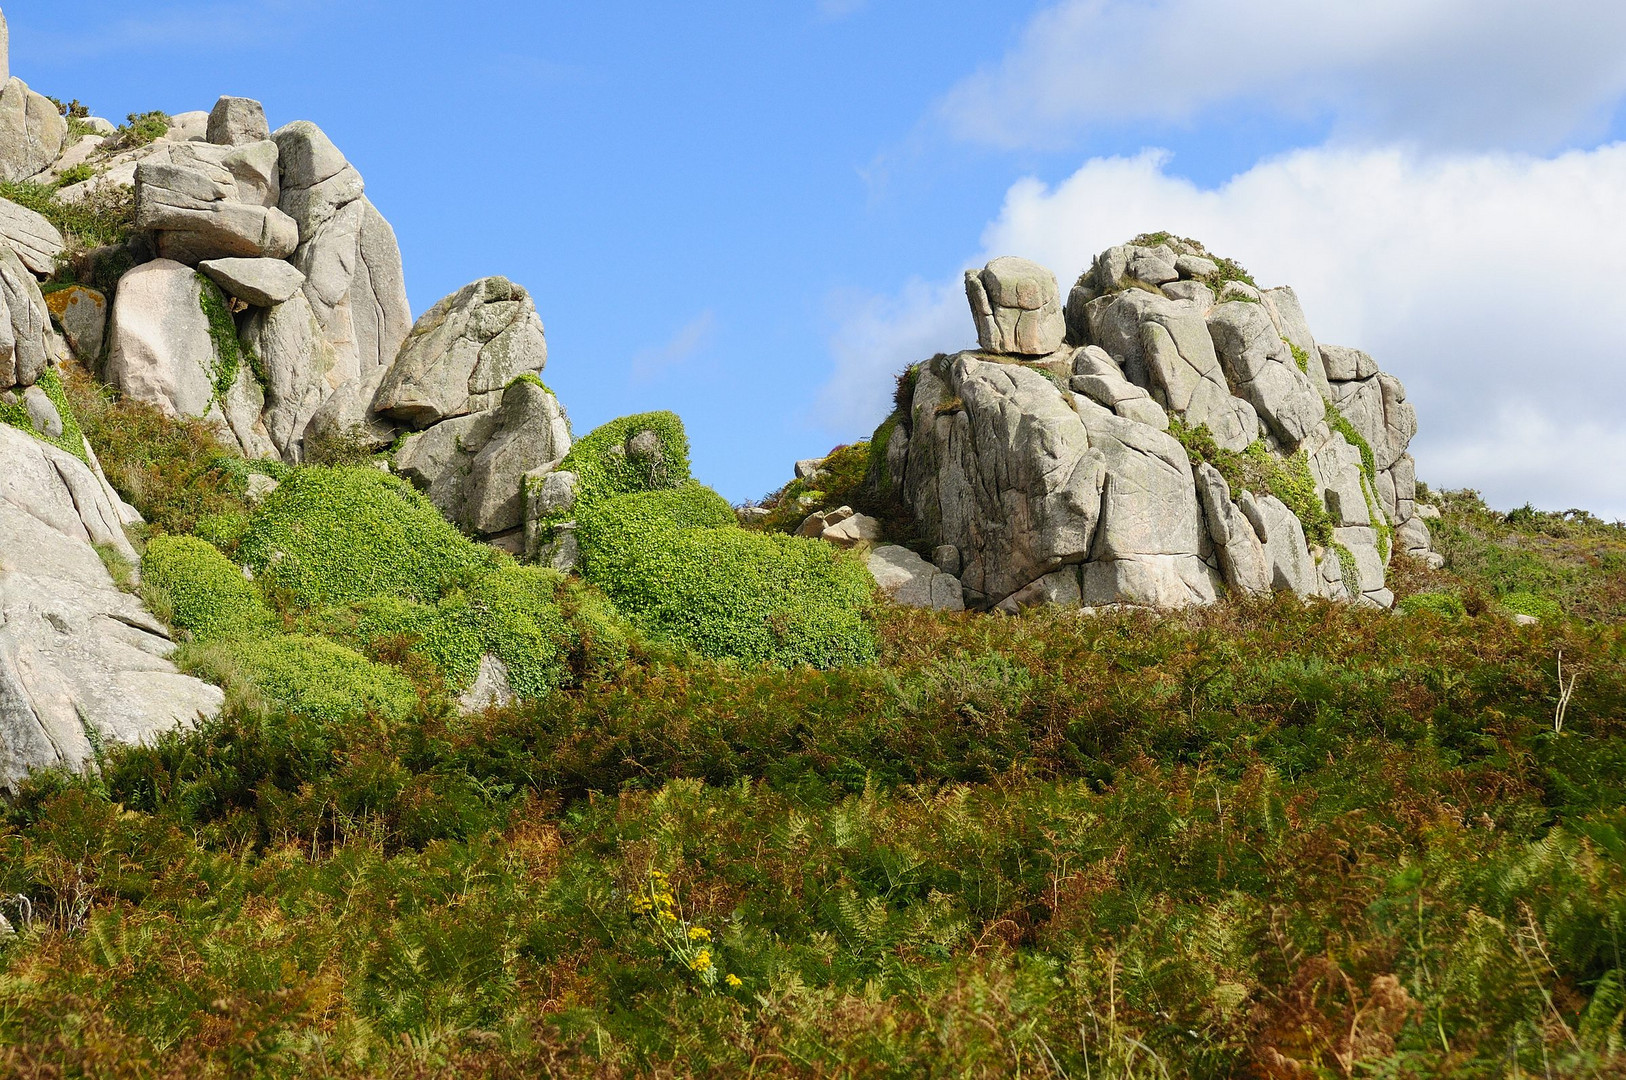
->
<box><xmin>939</xmin><ymin>0</ymin><xmax>1626</xmax><ymax>151</ymax></box>
<box><xmin>819</xmin><ymin>143</ymin><xmax>1626</xmax><ymax>515</ymax></box>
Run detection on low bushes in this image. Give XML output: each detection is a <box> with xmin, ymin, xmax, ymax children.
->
<box><xmin>140</xmin><ymin>535</ymin><xmax>273</xmax><ymax>641</ymax></box>
<box><xmin>238</xmin><ymin>466</ymin><xmax>498</xmax><ymax>609</ymax></box>
<box><xmin>184</xmin><ymin>633</ymin><xmax>417</xmax><ymax>724</ymax></box>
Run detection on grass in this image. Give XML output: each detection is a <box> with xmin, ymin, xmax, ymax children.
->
<box><xmin>2</xmin><ymin>373</ymin><xmax>1624</xmax><ymax>1076</ymax></box>
<box><xmin>0</xmin><ymin>178</ymin><xmax>136</xmax><ymax>251</ymax></box>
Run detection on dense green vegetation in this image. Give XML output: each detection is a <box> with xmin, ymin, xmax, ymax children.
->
<box><xmin>2</xmin><ymin>376</ymin><xmax>1624</xmax><ymax>1076</ymax></box>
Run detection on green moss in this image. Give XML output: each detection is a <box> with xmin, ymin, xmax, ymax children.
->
<box><xmin>1499</xmin><ymin>591</ymin><xmax>1562</xmax><ymax>622</ymax></box>
<box><xmin>560</xmin><ymin>411</ymin><xmax>691</xmax><ymax>504</ymax></box>
<box><xmin>578</xmin><ymin>484</ymin><xmax>876</xmax><ymax>668</ymax></box>
<box><xmin>238</xmin><ymin>467</ymin><xmax>499</xmax><ymax>610</ymax></box>
<box><xmin>867</xmin><ymin>413</ymin><xmax>901</xmax><ymax>496</ymax></box>
<box><xmin>194</xmin><ymin>274</ymin><xmax>259</xmax><ymax>408</ymax></box>
<box><xmin>1330</xmin><ymin>542</ymin><xmax>1361</xmax><ymax>597</ymax></box>
<box><xmin>1289</xmin><ymin>342</ymin><xmax>1311</xmax><ymax>375</ymax></box>
<box><xmin>140</xmin><ymin>535</ymin><xmax>275</xmax><ymax>642</ymax></box>
<box><xmin>187</xmin><ymin>633</ymin><xmax>417</xmax><ymax>723</ymax></box>
<box><xmin>1324</xmin><ymin>401</ymin><xmax>1377</xmax><ymax>483</ymax></box>
<box><xmin>1170</xmin><ymin>420</ymin><xmax>1332</xmax><ymax>548</ymax></box>
<box><xmin>0</xmin><ymin>368</ymin><xmax>89</xmax><ymax>463</ymax></box>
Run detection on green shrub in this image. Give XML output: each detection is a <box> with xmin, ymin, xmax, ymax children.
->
<box><xmin>579</xmin><ymin>484</ymin><xmax>876</xmax><ymax>668</ymax></box>
<box><xmin>187</xmin><ymin>633</ymin><xmax>417</xmax><ymax>723</ymax></box>
<box><xmin>238</xmin><ymin>467</ymin><xmax>498</xmax><ymax>610</ymax></box>
<box><xmin>560</xmin><ymin>411</ymin><xmax>691</xmax><ymax>502</ymax></box>
<box><xmin>1399</xmin><ymin>589</ymin><xmax>1467</xmax><ymax>619</ymax></box>
<box><xmin>0</xmin><ymin>367</ymin><xmax>87</xmax><ymax>462</ymax></box>
<box><xmin>140</xmin><ymin>535</ymin><xmax>274</xmax><ymax>642</ymax></box>
<box><xmin>113</xmin><ymin>110</ymin><xmax>169</xmax><ymax>148</ymax></box>
<box><xmin>1500</xmin><ymin>590</ymin><xmax>1562</xmax><ymax>622</ymax></box>
<box><xmin>0</xmin><ymin>179</ymin><xmax>134</xmax><ymax>249</ymax></box>
<box><xmin>321</xmin><ymin>566</ymin><xmax>583</xmax><ymax>700</ymax></box>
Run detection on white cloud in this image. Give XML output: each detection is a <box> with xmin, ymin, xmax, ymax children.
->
<box><xmin>820</xmin><ymin>143</ymin><xmax>1626</xmax><ymax>516</ymax></box>
<box><xmin>940</xmin><ymin>0</ymin><xmax>1626</xmax><ymax>151</ymax></box>
<box><xmin>631</xmin><ymin>310</ymin><xmax>716</xmax><ymax>384</ymax></box>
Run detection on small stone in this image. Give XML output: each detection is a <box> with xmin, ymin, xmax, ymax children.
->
<box><xmin>735</xmin><ymin>505</ymin><xmax>770</xmax><ymax>525</ymax></box>
<box><xmin>244</xmin><ymin>473</ymin><xmax>280</xmax><ymax>504</ymax></box>
<box><xmin>457</xmin><ymin>654</ymin><xmax>514</xmax><ymax>713</ymax></box>
<box><xmin>1512</xmin><ymin>613</ymin><xmax>1539</xmax><ymax>626</ymax></box>
<box><xmin>821</xmin><ymin>511</ymin><xmax>881</xmax><ymax>547</ymax></box>
<box><xmin>43</xmin><ymin>285</ymin><xmax>108</xmax><ymax>364</ymax></box>
<box><xmin>795</xmin><ymin>458</ymin><xmax>825</xmax><ymax>480</ymax></box>
<box><xmin>22</xmin><ymin>384</ymin><xmax>61</xmax><ymax>438</ymax></box>
<box><xmin>1416</xmin><ymin>503</ymin><xmax>1441</xmax><ymax>520</ymax></box>
<box><xmin>198</xmin><ymin>257</ymin><xmax>306</xmax><ymax>307</ymax></box>
<box><xmin>933</xmin><ymin>544</ymin><xmax>961</xmax><ymax>577</ymax></box>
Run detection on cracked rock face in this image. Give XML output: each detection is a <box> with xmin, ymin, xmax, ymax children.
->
<box><xmin>374</xmin><ymin>276</ymin><xmax>548</xmax><ymax>428</ymax></box>
<box><xmin>0</xmin><ymin>425</ymin><xmax>221</xmax><ymax>790</ymax></box>
<box><xmin>892</xmin><ymin>242</ymin><xmax>1435</xmax><ymax>611</ymax></box>
<box><xmin>134</xmin><ymin>141</ymin><xmax>299</xmax><ymax>264</ymax></box>
<box><xmin>0</xmin><ymin>76</ymin><xmax>66</xmax><ymax>183</ymax></box>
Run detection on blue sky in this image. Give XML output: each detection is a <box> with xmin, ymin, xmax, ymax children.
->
<box><xmin>15</xmin><ymin>1</ymin><xmax>1626</xmax><ymax>512</ymax></box>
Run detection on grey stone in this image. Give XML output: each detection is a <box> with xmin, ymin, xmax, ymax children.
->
<box><xmin>0</xmin><ymin>425</ymin><xmax>222</xmax><ymax>789</ymax></box>
<box><xmin>821</xmin><ymin>511</ymin><xmax>882</xmax><ymax>547</ymax></box>
<box><xmin>165</xmin><ymin>111</ymin><xmax>211</xmax><ymax>143</ymax></box>
<box><xmin>1319</xmin><ymin>344</ymin><xmax>1377</xmax><ymax>382</ymax></box>
<box><xmin>0</xmin><ymin>241</ymin><xmax>51</xmax><ymax>388</ymax></box>
<box><xmin>463</xmin><ymin>378</ymin><xmax>572</xmax><ymax>535</ymax></box>
<box><xmin>21</xmin><ymin>384</ymin><xmax>59</xmax><ymax>438</ymax></box>
<box><xmin>533</xmin><ymin>520</ymin><xmax>579</xmax><ymax>573</ymax></box>
<box><xmin>375</xmin><ymin>277</ymin><xmax>546</xmax><ymax>427</ymax></box>
<box><xmin>207</xmin><ymin>96</ymin><xmax>269</xmax><ymax>146</ymax></box>
<box><xmin>1219</xmin><ymin>281</ymin><xmax>1261</xmax><ymax>303</ymax></box>
<box><xmin>458</xmin><ymin>654</ymin><xmax>514</xmax><ymax>713</ymax></box>
<box><xmin>997</xmin><ymin>566</ymin><xmax>1082</xmax><ymax>612</ymax></box>
<box><xmin>289</xmin><ymin>196</ymin><xmax>410</xmax><ymax>375</ymax></box>
<box><xmin>0</xmin><ymin>77</ymin><xmax>66</xmax><ymax>183</ymax></box>
<box><xmin>1376</xmin><ymin>374</ymin><xmax>1418</xmax><ymax>470</ymax></box>
<box><xmin>244</xmin><ymin>473</ymin><xmax>280</xmax><ymax>503</ymax></box>
<box><xmin>1362</xmin><ymin>588</ymin><xmax>1396</xmax><ymax>610</ymax></box>
<box><xmin>1175</xmin><ymin>253</ymin><xmax>1217</xmax><ymax>279</ymax></box>
<box><xmin>1416</xmin><ymin>503</ymin><xmax>1441</xmax><ymax>521</ymax></box>
<box><xmin>524</xmin><ymin>469</ymin><xmax>579</xmax><ymax>559</ymax></box>
<box><xmin>1512</xmin><ymin>613</ymin><xmax>1540</xmax><ymax>627</ymax></box>
<box><xmin>393</xmin><ymin>411</ymin><xmax>499</xmax><ymax>521</ymax></box>
<box><xmin>1332</xmin><ymin>527</ymin><xmax>1387</xmax><ymax>594</ymax></box>
<box><xmin>866</xmin><ymin>544</ymin><xmax>965</xmax><ymax>612</ymax></box>
<box><xmin>1160</xmin><ymin>279</ymin><xmax>1216</xmax><ymax>306</ymax></box>
<box><xmin>1397</xmin><ymin>515</ymin><xmax>1432</xmax><ymax>555</ymax></box>
<box><xmin>1206</xmin><ymin>300</ymin><xmax>1324</xmax><ymax>448</ymax></box>
<box><xmin>134</xmin><ymin>141</ymin><xmax>298</xmax><ymax>263</ymax></box>
<box><xmin>903</xmin><ymin>354</ymin><xmax>1105</xmax><ymax>606</ymax></box>
<box><xmin>242</xmin><ymin>290</ymin><xmax>342</xmax><ymax>462</ymax></box>
<box><xmin>1127</xmin><ymin>245</ymin><xmax>1178</xmax><ymax>285</ymax></box>
<box><xmin>0</xmin><ymin>196</ymin><xmax>63</xmax><ymax>274</ymax></box>
<box><xmin>105</xmin><ymin>259</ymin><xmax>221</xmax><ymax>422</ymax></box>
<box><xmin>1195</xmin><ymin>463</ymin><xmax>1271</xmax><ymax>596</ymax></box>
<box><xmin>0</xmin><ymin>10</ymin><xmax>8</xmax><ymax>85</ymax></box>
<box><xmin>273</xmin><ymin>121</ymin><xmax>364</xmax><ymax>235</ymax></box>
<box><xmin>932</xmin><ymin>544</ymin><xmax>961</xmax><ymax>577</ymax></box>
<box><xmin>1237</xmin><ymin>491</ymin><xmax>1318</xmax><ymax>597</ymax></box>
<box><xmin>795</xmin><ymin>458</ymin><xmax>825</xmax><ymax>480</ymax></box>
<box><xmin>1261</xmin><ymin>286</ymin><xmax>1331</xmax><ymax>403</ymax></box>
<box><xmin>965</xmin><ymin>256</ymin><xmax>1065</xmax><ymax>356</ymax></box>
<box><xmin>42</xmin><ymin>285</ymin><xmax>106</xmax><ymax>365</ymax></box>
<box><xmin>303</xmin><ymin>361</ymin><xmax>396</xmax><ymax>458</ymax></box>
<box><xmin>199</xmin><ymin>256</ymin><xmax>306</xmax><ymax>307</ymax></box>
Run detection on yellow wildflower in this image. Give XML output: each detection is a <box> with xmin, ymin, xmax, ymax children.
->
<box><xmin>687</xmin><ymin>926</ymin><xmax>711</xmax><ymax>942</ymax></box>
<box><xmin>725</xmin><ymin>973</ymin><xmax>743</xmax><ymax>988</ymax></box>
<box><xmin>690</xmin><ymin>949</ymin><xmax>712</xmax><ymax>971</ymax></box>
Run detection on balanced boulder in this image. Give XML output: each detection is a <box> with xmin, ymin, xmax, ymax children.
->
<box><xmin>965</xmin><ymin>256</ymin><xmax>1065</xmax><ymax>356</ymax></box>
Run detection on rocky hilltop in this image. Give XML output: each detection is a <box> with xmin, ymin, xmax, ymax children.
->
<box><xmin>786</xmin><ymin>244</ymin><xmax>1437</xmax><ymax>614</ymax></box>
<box><xmin>0</xmin><ymin>11</ymin><xmax>1436</xmax><ymax>785</ymax></box>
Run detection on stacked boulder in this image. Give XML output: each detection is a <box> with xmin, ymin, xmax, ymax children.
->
<box><xmin>869</xmin><ymin>238</ymin><xmax>1436</xmax><ymax>611</ymax></box>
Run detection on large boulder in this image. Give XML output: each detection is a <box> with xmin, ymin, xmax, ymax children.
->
<box><xmin>105</xmin><ymin>259</ymin><xmax>224</xmax><ymax>420</ymax></box>
<box><xmin>0</xmin><ymin>195</ymin><xmax>63</xmax><ymax>274</ymax></box>
<box><xmin>206</xmin><ymin>95</ymin><xmax>269</xmax><ymax>147</ymax></box>
<box><xmin>241</xmin><ymin>289</ymin><xmax>343</xmax><ymax>461</ymax></box>
<box><xmin>1206</xmin><ymin>300</ymin><xmax>1324</xmax><ymax>448</ymax></box>
<box><xmin>1237</xmin><ymin>491</ymin><xmax>1318</xmax><ymax>598</ymax></box>
<box><xmin>867</xmin><ymin>544</ymin><xmax>965</xmax><ymax>611</ymax></box>
<box><xmin>43</xmin><ymin>285</ymin><xmax>107</xmax><ymax>365</ymax></box>
<box><xmin>903</xmin><ymin>353</ymin><xmax>1104</xmax><ymax>606</ymax></box>
<box><xmin>0</xmin><ymin>425</ymin><xmax>221</xmax><ymax>789</ymax></box>
<box><xmin>274</xmin><ymin>122</ymin><xmax>409</xmax><ymax>375</ymax></box>
<box><xmin>375</xmin><ymin>276</ymin><xmax>548</xmax><ymax>427</ymax></box>
<box><xmin>965</xmin><ymin>257</ymin><xmax>1065</xmax><ymax>356</ymax></box>
<box><xmin>0</xmin><ymin>76</ymin><xmax>66</xmax><ymax>182</ymax></box>
<box><xmin>395</xmin><ymin>375</ymin><xmax>571</xmax><ymax>538</ymax></box>
<box><xmin>0</xmin><ymin>241</ymin><xmax>52</xmax><ymax>389</ymax></box>
<box><xmin>199</xmin><ymin>256</ymin><xmax>306</xmax><ymax>307</ymax></box>
<box><xmin>134</xmin><ymin>140</ymin><xmax>298</xmax><ymax>264</ymax></box>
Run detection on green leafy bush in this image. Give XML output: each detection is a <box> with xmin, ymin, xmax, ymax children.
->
<box><xmin>186</xmin><ymin>633</ymin><xmax>417</xmax><ymax>723</ymax></box>
<box><xmin>0</xmin><ymin>367</ymin><xmax>87</xmax><ymax>462</ymax></box>
<box><xmin>579</xmin><ymin>483</ymin><xmax>876</xmax><ymax>667</ymax></box>
<box><xmin>560</xmin><ymin>410</ymin><xmax>690</xmax><ymax>502</ymax></box>
<box><xmin>237</xmin><ymin>467</ymin><xmax>498</xmax><ymax>609</ymax></box>
<box><xmin>1500</xmin><ymin>590</ymin><xmax>1562</xmax><ymax>621</ymax></box>
<box><xmin>140</xmin><ymin>535</ymin><xmax>274</xmax><ymax>642</ymax></box>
